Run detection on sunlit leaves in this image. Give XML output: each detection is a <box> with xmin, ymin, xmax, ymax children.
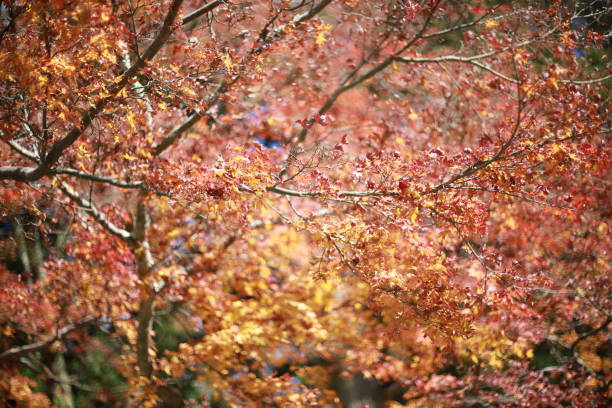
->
<box><xmin>0</xmin><ymin>0</ymin><xmax>610</xmax><ymax>406</ymax></box>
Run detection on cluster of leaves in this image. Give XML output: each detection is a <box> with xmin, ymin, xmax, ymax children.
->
<box><xmin>0</xmin><ymin>0</ymin><xmax>610</xmax><ymax>407</ymax></box>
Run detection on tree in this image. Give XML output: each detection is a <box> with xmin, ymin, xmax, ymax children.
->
<box><xmin>0</xmin><ymin>0</ymin><xmax>610</xmax><ymax>406</ymax></box>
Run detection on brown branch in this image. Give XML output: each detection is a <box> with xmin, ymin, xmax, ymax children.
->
<box><xmin>131</xmin><ymin>191</ymin><xmax>156</xmax><ymax>378</ymax></box>
<box><xmin>182</xmin><ymin>0</ymin><xmax>225</xmax><ymax>25</ymax></box>
<box><xmin>448</xmin><ymin>186</ymin><xmax>575</xmax><ymax>210</ymax></box>
<box><xmin>135</xmin><ymin>295</ymin><xmax>155</xmax><ymax>377</ymax></box>
<box><xmin>266</xmin><ymin>185</ymin><xmax>398</xmax><ymax>198</ymax></box>
<box><xmin>58</xmin><ymin>181</ymin><xmax>132</xmax><ymax>240</ymax></box>
<box><xmin>430</xmin><ymin>74</ymin><xmax>526</xmax><ymax>193</ymax></box>
<box><xmin>420</xmin><ymin>5</ymin><xmax>502</xmax><ymax>39</ymax></box>
<box><xmin>429</xmin><ymin>127</ymin><xmax>612</xmax><ymax>199</ymax></box>
<box><xmin>561</xmin><ymin>74</ymin><xmax>612</xmax><ymax>85</ymax></box>
<box><xmin>570</xmin><ymin>317</ymin><xmax>611</xmax><ymax>354</ymax></box>
<box><xmin>0</xmin><ymin>0</ymin><xmax>185</xmax><ymax>182</ymax></box>
<box><xmin>252</xmin><ymin>0</ymin><xmax>335</xmax><ymax>54</ymax></box>
<box><xmin>395</xmin><ymin>53</ymin><xmax>518</xmax><ymax>83</ymax></box>
<box><xmin>295</xmin><ymin>0</ymin><xmax>442</xmax><ymax>143</ymax></box>
<box><xmin>52</xmin><ymin>168</ymin><xmax>145</xmax><ymax>189</ymax></box>
<box><xmin>0</xmin><ymin>318</ymin><xmax>96</xmax><ymax>363</ymax></box>
<box><xmin>153</xmin><ymin>0</ymin><xmax>336</xmax><ymax>155</ymax></box>
<box><xmin>5</xmin><ymin>140</ymin><xmax>39</xmax><ymax>162</ymax></box>
<box><xmin>60</xmin><ymin>181</ymin><xmax>158</xmax><ymax>378</ymax></box>
<box><xmin>153</xmin><ymin>79</ymin><xmax>230</xmax><ymax>155</ymax></box>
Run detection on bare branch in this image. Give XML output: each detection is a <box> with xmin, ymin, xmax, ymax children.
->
<box><xmin>561</xmin><ymin>74</ymin><xmax>612</xmax><ymax>85</ymax></box>
<box><xmin>6</xmin><ymin>140</ymin><xmax>39</xmax><ymax>162</ymax></box>
<box><xmin>131</xmin><ymin>191</ymin><xmax>156</xmax><ymax>378</ymax></box>
<box><xmin>266</xmin><ymin>185</ymin><xmax>398</xmax><ymax>198</ymax></box>
<box><xmin>420</xmin><ymin>4</ymin><xmax>502</xmax><ymax>39</ymax></box>
<box><xmin>448</xmin><ymin>186</ymin><xmax>575</xmax><ymax>210</ymax></box>
<box><xmin>0</xmin><ymin>318</ymin><xmax>96</xmax><ymax>363</ymax></box>
<box><xmin>153</xmin><ymin>79</ymin><xmax>230</xmax><ymax>155</ymax></box>
<box><xmin>58</xmin><ymin>182</ymin><xmax>132</xmax><ymax>240</ymax></box>
<box><xmin>395</xmin><ymin>54</ymin><xmax>518</xmax><ymax>83</ymax></box>
<box><xmin>52</xmin><ymin>168</ymin><xmax>144</xmax><ymax>189</ymax></box>
<box><xmin>182</xmin><ymin>0</ymin><xmax>225</xmax><ymax>25</ymax></box>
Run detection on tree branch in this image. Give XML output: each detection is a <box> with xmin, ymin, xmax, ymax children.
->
<box><xmin>58</xmin><ymin>181</ymin><xmax>132</xmax><ymax>240</ymax></box>
<box><xmin>52</xmin><ymin>168</ymin><xmax>144</xmax><ymax>189</ymax></box>
<box><xmin>570</xmin><ymin>317</ymin><xmax>611</xmax><ymax>354</ymax></box>
<box><xmin>153</xmin><ymin>0</ymin><xmax>336</xmax><ymax>155</ymax></box>
<box><xmin>153</xmin><ymin>80</ymin><xmax>229</xmax><ymax>155</ymax></box>
<box><xmin>182</xmin><ymin>0</ymin><xmax>225</xmax><ymax>25</ymax></box>
<box><xmin>395</xmin><ymin>53</ymin><xmax>518</xmax><ymax>83</ymax></box>
<box><xmin>131</xmin><ymin>191</ymin><xmax>156</xmax><ymax>378</ymax></box>
<box><xmin>0</xmin><ymin>0</ymin><xmax>185</xmax><ymax>182</ymax></box>
<box><xmin>0</xmin><ymin>318</ymin><xmax>96</xmax><ymax>363</ymax></box>
<box><xmin>295</xmin><ymin>0</ymin><xmax>442</xmax><ymax>143</ymax></box>
<box><xmin>266</xmin><ymin>185</ymin><xmax>398</xmax><ymax>198</ymax></box>
<box><xmin>5</xmin><ymin>140</ymin><xmax>39</xmax><ymax>162</ymax></box>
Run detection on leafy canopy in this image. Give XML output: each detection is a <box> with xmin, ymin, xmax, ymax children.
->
<box><xmin>0</xmin><ymin>0</ymin><xmax>610</xmax><ymax>407</ymax></box>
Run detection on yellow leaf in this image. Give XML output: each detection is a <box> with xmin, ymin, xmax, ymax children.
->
<box><xmin>221</xmin><ymin>53</ymin><xmax>233</xmax><ymax>70</ymax></box>
<box><xmin>126</xmin><ymin>111</ymin><xmax>136</xmax><ymax>132</ymax></box>
<box><xmin>37</xmin><ymin>74</ymin><xmax>48</xmax><ymax>87</ymax></box>
<box><xmin>408</xmin><ymin>112</ymin><xmax>418</xmax><ymax>120</ymax></box>
<box><xmin>168</xmin><ymin>229</ymin><xmax>181</xmax><ymax>238</ymax></box>
<box><xmin>551</xmin><ymin>143</ymin><xmax>565</xmax><ymax>154</ymax></box>
<box><xmin>409</xmin><ymin>207</ymin><xmax>419</xmax><ymax>225</ymax></box>
<box><xmin>505</xmin><ymin>217</ymin><xmax>517</xmax><ymax>230</ymax></box>
<box><xmin>123</xmin><ymin>153</ymin><xmax>137</xmax><ymax>161</ymax></box>
<box><xmin>550</xmin><ymin>77</ymin><xmax>559</xmax><ymax>89</ymax></box>
<box><xmin>182</xmin><ymin>87</ymin><xmax>197</xmax><ymax>97</ymax></box>
<box><xmin>102</xmin><ymin>48</ymin><xmax>116</xmax><ymax>62</ymax></box>
<box><xmin>316</xmin><ymin>32</ymin><xmax>327</xmax><ymax>45</ymax></box>
<box><xmin>316</xmin><ymin>24</ymin><xmax>331</xmax><ymax>46</ymax></box>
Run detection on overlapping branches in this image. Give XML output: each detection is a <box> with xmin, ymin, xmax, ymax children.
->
<box><xmin>153</xmin><ymin>0</ymin><xmax>336</xmax><ymax>156</ymax></box>
<box><xmin>0</xmin><ymin>0</ymin><xmax>186</xmax><ymax>182</ymax></box>
<box><xmin>0</xmin><ymin>318</ymin><xmax>97</xmax><ymax>363</ymax></box>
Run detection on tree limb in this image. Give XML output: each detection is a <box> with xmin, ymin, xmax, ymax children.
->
<box><xmin>0</xmin><ymin>0</ymin><xmax>185</xmax><ymax>182</ymax></box>
<box><xmin>0</xmin><ymin>318</ymin><xmax>96</xmax><ymax>363</ymax></box>
<box><xmin>52</xmin><ymin>168</ymin><xmax>144</xmax><ymax>189</ymax></box>
<box><xmin>153</xmin><ymin>0</ymin><xmax>336</xmax><ymax>155</ymax></box>
<box><xmin>266</xmin><ymin>185</ymin><xmax>398</xmax><ymax>198</ymax></box>
<box><xmin>58</xmin><ymin>181</ymin><xmax>132</xmax><ymax>240</ymax></box>
<box><xmin>570</xmin><ymin>317</ymin><xmax>611</xmax><ymax>354</ymax></box>
<box><xmin>182</xmin><ymin>0</ymin><xmax>225</xmax><ymax>25</ymax></box>
<box><xmin>131</xmin><ymin>191</ymin><xmax>156</xmax><ymax>378</ymax></box>
<box><xmin>295</xmin><ymin>0</ymin><xmax>442</xmax><ymax>143</ymax></box>
<box><xmin>395</xmin><ymin>53</ymin><xmax>518</xmax><ymax>83</ymax></box>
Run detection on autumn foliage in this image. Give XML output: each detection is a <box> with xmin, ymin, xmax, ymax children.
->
<box><xmin>0</xmin><ymin>0</ymin><xmax>610</xmax><ymax>407</ymax></box>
